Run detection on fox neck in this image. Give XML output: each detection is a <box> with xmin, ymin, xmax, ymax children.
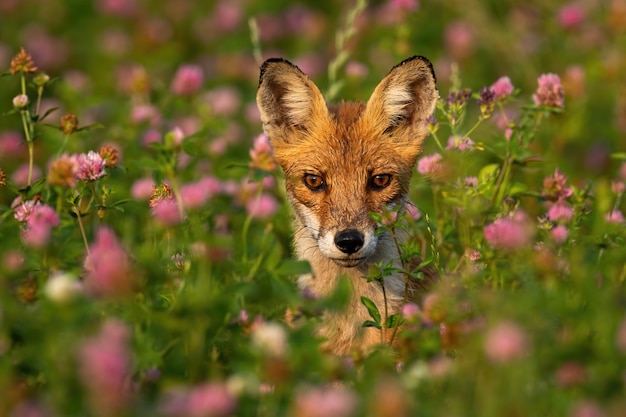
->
<box><xmin>292</xmin><ymin>216</ymin><xmax>408</xmax><ymax>355</ymax></box>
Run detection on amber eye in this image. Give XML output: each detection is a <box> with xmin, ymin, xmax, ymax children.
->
<box><xmin>303</xmin><ymin>173</ymin><xmax>325</xmax><ymax>191</ymax></box>
<box><xmin>370</xmin><ymin>174</ymin><xmax>392</xmax><ymax>190</ymax></box>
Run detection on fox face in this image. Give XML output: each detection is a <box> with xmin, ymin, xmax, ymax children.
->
<box><xmin>257</xmin><ymin>56</ymin><xmax>438</xmax><ymax>270</ymax></box>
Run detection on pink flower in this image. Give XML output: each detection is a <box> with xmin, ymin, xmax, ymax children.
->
<box><xmin>11</xmin><ymin>163</ymin><xmax>42</xmax><ymax>187</ymax></box>
<box><xmin>204</xmin><ymin>86</ymin><xmax>241</xmax><ymax>116</ymax></box>
<box><xmin>13</xmin><ymin>198</ymin><xmax>38</xmax><ymax>222</ymax></box>
<box><xmin>78</xmin><ymin>320</ymin><xmax>132</xmax><ymax>416</ymax></box>
<box><xmin>292</xmin><ymin>386</ymin><xmax>358</xmax><ymax>417</ymax></box>
<box><xmin>542</xmin><ymin>169</ymin><xmax>573</xmax><ymax>202</ymax></box>
<box><xmin>446</xmin><ymin>135</ymin><xmax>475</xmax><ymax>151</ymax></box>
<box><xmin>551</xmin><ymin>225</ymin><xmax>569</xmax><ymax>244</ymax></box>
<box><xmin>131</xmin><ymin>177</ymin><xmax>156</xmax><ymax>200</ymax></box>
<box><xmin>246</xmin><ymin>193</ymin><xmax>279</xmax><ymax>219</ymax></box>
<box><xmin>558</xmin><ymin>3</ymin><xmax>585</xmax><ymax>29</ymax></box>
<box><xmin>180</xmin><ymin>181</ymin><xmax>210</xmax><ymax>209</ymax></box>
<box><xmin>547</xmin><ymin>203</ymin><xmax>574</xmax><ymax>223</ymax></box>
<box><xmin>171</xmin><ymin>64</ymin><xmax>204</xmax><ymax>96</ymax></box>
<box><xmin>75</xmin><ymin>151</ymin><xmax>106</xmax><ymax>181</ymax></box>
<box><xmin>21</xmin><ymin>204</ymin><xmax>60</xmax><ymax>248</ymax></box>
<box><xmin>160</xmin><ymin>383</ymin><xmax>236</xmax><ymax>417</ymax></box>
<box><xmin>152</xmin><ymin>199</ymin><xmax>184</xmax><ymax>225</ymax></box>
<box><xmin>0</xmin><ymin>130</ymin><xmax>23</xmax><ymax>159</ymax></box>
<box><xmin>417</xmin><ymin>153</ymin><xmax>443</xmax><ymax>176</ymax></box>
<box><xmin>490</xmin><ymin>76</ymin><xmax>514</xmax><ymax>100</ymax></box>
<box><xmin>533</xmin><ymin>73</ymin><xmax>565</xmax><ymax>108</ymax></box>
<box><xmin>401</xmin><ymin>302</ymin><xmax>420</xmax><ymax>320</ymax></box>
<box><xmin>131</xmin><ymin>104</ymin><xmax>162</xmax><ymax>126</ymax></box>
<box><xmin>484</xmin><ymin>321</ymin><xmax>529</xmax><ymax>363</ymax></box>
<box><xmin>605</xmin><ymin>210</ymin><xmax>624</xmax><ymax>224</ymax></box>
<box><xmin>141</xmin><ymin>128</ymin><xmax>162</xmax><ymax>146</ymax></box>
<box><xmin>568</xmin><ymin>401</ymin><xmax>605</xmax><ymax>417</ymax></box>
<box><xmin>405</xmin><ymin>202</ymin><xmax>421</xmax><ymax>220</ymax></box>
<box><xmin>84</xmin><ymin>227</ymin><xmax>134</xmax><ymax>298</ymax></box>
<box><xmin>444</xmin><ymin>20</ymin><xmax>475</xmax><ymax>60</ymax></box>
<box><xmin>464</xmin><ymin>176</ymin><xmax>478</xmax><ymax>188</ymax></box>
<box><xmin>484</xmin><ymin>211</ymin><xmax>534</xmax><ymax>251</ymax></box>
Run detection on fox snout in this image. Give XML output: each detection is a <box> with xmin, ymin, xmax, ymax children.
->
<box><xmin>334</xmin><ymin>229</ymin><xmax>364</xmax><ymax>254</ymax></box>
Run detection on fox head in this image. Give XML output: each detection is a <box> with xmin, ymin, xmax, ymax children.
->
<box><xmin>257</xmin><ymin>56</ymin><xmax>438</xmax><ymax>268</ymax></box>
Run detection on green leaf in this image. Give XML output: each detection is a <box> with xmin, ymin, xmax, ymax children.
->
<box><xmin>478</xmin><ymin>163</ymin><xmax>500</xmax><ymax>183</ymax></box>
<box><xmin>384</xmin><ymin>313</ymin><xmax>402</xmax><ymax>329</ymax></box>
<box><xmin>361</xmin><ymin>296</ymin><xmax>381</xmax><ymax>325</ymax></box>
<box><xmin>274</xmin><ymin>259</ymin><xmax>311</xmax><ymax>276</ymax></box>
<box><xmin>362</xmin><ymin>320</ymin><xmax>382</xmax><ymax>329</ymax></box>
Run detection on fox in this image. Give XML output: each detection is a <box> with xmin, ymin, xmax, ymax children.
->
<box><xmin>256</xmin><ymin>56</ymin><xmax>439</xmax><ymax>356</ymax></box>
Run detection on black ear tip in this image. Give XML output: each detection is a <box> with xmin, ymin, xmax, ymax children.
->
<box><xmin>259</xmin><ymin>58</ymin><xmax>299</xmax><ymax>86</ymax></box>
<box><xmin>393</xmin><ymin>55</ymin><xmax>437</xmax><ymax>84</ymax></box>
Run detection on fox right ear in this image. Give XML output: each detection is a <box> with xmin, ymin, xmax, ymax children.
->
<box><xmin>256</xmin><ymin>58</ymin><xmax>329</xmax><ymax>139</ymax></box>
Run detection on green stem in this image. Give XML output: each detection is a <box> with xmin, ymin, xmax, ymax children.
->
<box><xmin>491</xmin><ymin>156</ymin><xmax>513</xmax><ymax>207</ymax></box>
<box><xmin>166</xmin><ymin>172</ymin><xmax>186</xmax><ymax>221</ymax></box>
<box><xmin>74</xmin><ymin>200</ymin><xmax>91</xmax><ymax>256</ymax></box>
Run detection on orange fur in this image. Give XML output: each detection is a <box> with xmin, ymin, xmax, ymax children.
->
<box><xmin>257</xmin><ymin>57</ymin><xmax>439</xmax><ymax>356</ymax></box>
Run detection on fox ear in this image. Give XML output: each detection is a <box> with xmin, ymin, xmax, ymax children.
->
<box><xmin>364</xmin><ymin>56</ymin><xmax>438</xmax><ymax>146</ymax></box>
<box><xmin>257</xmin><ymin>58</ymin><xmax>329</xmax><ymax>139</ymax></box>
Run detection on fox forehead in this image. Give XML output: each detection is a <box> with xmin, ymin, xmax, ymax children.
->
<box><xmin>274</xmin><ymin>102</ymin><xmax>415</xmax><ymax>179</ymax></box>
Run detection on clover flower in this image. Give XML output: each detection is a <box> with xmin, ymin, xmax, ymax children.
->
<box><xmin>417</xmin><ymin>153</ymin><xmax>443</xmax><ymax>176</ymax></box>
<box><xmin>59</xmin><ymin>113</ymin><xmax>79</xmax><ymax>135</ymax></box>
<box><xmin>484</xmin><ymin>321</ymin><xmax>529</xmax><ymax>363</ymax></box>
<box><xmin>75</xmin><ymin>151</ymin><xmax>106</xmax><ymax>181</ymax></box>
<box><xmin>10</xmin><ymin>47</ymin><xmax>37</xmax><ymax>75</ymax></box>
<box><xmin>171</xmin><ymin>64</ymin><xmax>204</xmax><ymax>96</ymax></box>
<box><xmin>47</xmin><ymin>153</ymin><xmax>78</xmax><ymax>187</ymax></box>
<box><xmin>533</xmin><ymin>73</ymin><xmax>564</xmax><ymax>108</ymax></box>
<box><xmin>83</xmin><ymin>227</ymin><xmax>134</xmax><ymax>297</ymax></box>
<box><xmin>78</xmin><ymin>320</ymin><xmax>132</xmax><ymax>416</ymax></box>
<box><xmin>484</xmin><ymin>211</ymin><xmax>535</xmax><ymax>251</ymax></box>
<box><xmin>490</xmin><ymin>76</ymin><xmax>514</xmax><ymax>100</ymax></box>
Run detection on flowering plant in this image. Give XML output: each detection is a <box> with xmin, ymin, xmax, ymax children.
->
<box><xmin>0</xmin><ymin>1</ymin><xmax>625</xmax><ymax>417</ymax></box>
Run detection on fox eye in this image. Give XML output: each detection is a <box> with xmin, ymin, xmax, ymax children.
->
<box><xmin>303</xmin><ymin>174</ymin><xmax>325</xmax><ymax>191</ymax></box>
<box><xmin>370</xmin><ymin>174</ymin><xmax>392</xmax><ymax>190</ymax></box>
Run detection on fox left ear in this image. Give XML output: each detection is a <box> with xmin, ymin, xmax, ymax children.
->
<box><xmin>364</xmin><ymin>56</ymin><xmax>438</xmax><ymax>149</ymax></box>
<box><xmin>256</xmin><ymin>58</ymin><xmax>330</xmax><ymax>142</ymax></box>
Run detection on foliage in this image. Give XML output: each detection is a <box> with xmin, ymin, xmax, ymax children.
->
<box><xmin>0</xmin><ymin>1</ymin><xmax>625</xmax><ymax>416</ymax></box>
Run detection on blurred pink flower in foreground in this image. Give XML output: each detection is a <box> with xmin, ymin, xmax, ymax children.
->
<box><xmin>0</xmin><ymin>130</ymin><xmax>23</xmax><ymax>159</ymax></box>
<box><xmin>484</xmin><ymin>211</ymin><xmax>534</xmax><ymax>251</ymax></box>
<box><xmin>84</xmin><ymin>227</ymin><xmax>134</xmax><ymax>297</ymax></box>
<box><xmin>558</xmin><ymin>3</ymin><xmax>585</xmax><ymax>29</ymax></box>
<box><xmin>417</xmin><ymin>153</ymin><xmax>443</xmax><ymax>176</ymax></box>
<box><xmin>490</xmin><ymin>76</ymin><xmax>514</xmax><ymax>100</ymax></box>
<box><xmin>406</xmin><ymin>202</ymin><xmax>421</xmax><ymax>220</ymax></box>
<box><xmin>21</xmin><ymin>204</ymin><xmax>60</xmax><ymax>248</ymax></box>
<box><xmin>160</xmin><ymin>382</ymin><xmax>236</xmax><ymax>417</ymax></box>
<box><xmin>605</xmin><ymin>210</ymin><xmax>624</xmax><ymax>224</ymax></box>
<box><xmin>246</xmin><ymin>193</ymin><xmax>279</xmax><ymax>219</ymax></box>
<box><xmin>533</xmin><ymin>73</ymin><xmax>565</xmax><ymax>108</ymax></box>
<box><xmin>446</xmin><ymin>135</ymin><xmax>475</xmax><ymax>151</ymax></box>
<box><xmin>75</xmin><ymin>151</ymin><xmax>106</xmax><ymax>181</ymax></box>
<box><xmin>131</xmin><ymin>177</ymin><xmax>156</xmax><ymax>200</ymax></box>
<box><xmin>171</xmin><ymin>64</ymin><xmax>204</xmax><ymax>96</ymax></box>
<box><xmin>547</xmin><ymin>203</ymin><xmax>574</xmax><ymax>223</ymax></box>
<box><xmin>484</xmin><ymin>321</ymin><xmax>529</xmax><ymax>363</ymax></box>
<box><xmin>551</xmin><ymin>225</ymin><xmax>569</xmax><ymax>244</ymax></box>
<box><xmin>78</xmin><ymin>320</ymin><xmax>132</xmax><ymax>416</ymax></box>
<box><xmin>292</xmin><ymin>385</ymin><xmax>358</xmax><ymax>417</ymax></box>
<box><xmin>11</xmin><ymin>163</ymin><xmax>42</xmax><ymax>187</ymax></box>
<box><xmin>152</xmin><ymin>198</ymin><xmax>184</xmax><ymax>225</ymax></box>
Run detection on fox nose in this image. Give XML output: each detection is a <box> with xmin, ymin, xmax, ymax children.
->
<box><xmin>334</xmin><ymin>229</ymin><xmax>364</xmax><ymax>254</ymax></box>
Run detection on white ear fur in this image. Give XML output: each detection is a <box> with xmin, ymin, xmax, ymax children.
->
<box><xmin>256</xmin><ymin>58</ymin><xmax>328</xmax><ymax>133</ymax></box>
<box><xmin>364</xmin><ymin>56</ymin><xmax>438</xmax><ymax>136</ymax></box>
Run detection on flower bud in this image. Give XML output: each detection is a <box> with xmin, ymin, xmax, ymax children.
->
<box><xmin>33</xmin><ymin>72</ymin><xmax>51</xmax><ymax>87</ymax></box>
<box><xmin>12</xmin><ymin>94</ymin><xmax>29</xmax><ymax>109</ymax></box>
<box><xmin>59</xmin><ymin>113</ymin><xmax>79</xmax><ymax>135</ymax></box>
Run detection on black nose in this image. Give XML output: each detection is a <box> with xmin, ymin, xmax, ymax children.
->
<box><xmin>334</xmin><ymin>229</ymin><xmax>364</xmax><ymax>254</ymax></box>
